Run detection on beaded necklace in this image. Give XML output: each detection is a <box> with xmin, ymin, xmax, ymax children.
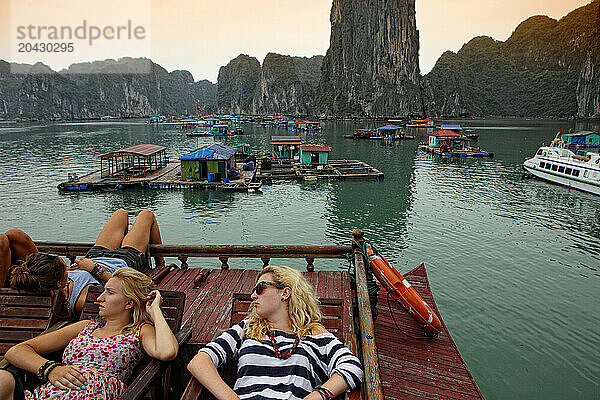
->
<box><xmin>266</xmin><ymin>330</ymin><xmax>300</xmax><ymax>359</ymax></box>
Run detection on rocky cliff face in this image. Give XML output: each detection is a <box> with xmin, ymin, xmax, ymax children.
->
<box><xmin>217</xmin><ymin>53</ymin><xmax>323</xmax><ymax>115</ymax></box>
<box><xmin>216</xmin><ymin>54</ymin><xmax>261</xmax><ymax>114</ymax></box>
<box><xmin>425</xmin><ymin>0</ymin><xmax>600</xmax><ymax>118</ymax></box>
<box><xmin>315</xmin><ymin>0</ymin><xmax>424</xmax><ymax>117</ymax></box>
<box><xmin>251</xmin><ymin>53</ymin><xmax>321</xmax><ymax>115</ymax></box>
<box><xmin>0</xmin><ymin>58</ymin><xmax>217</xmax><ymax>120</ymax></box>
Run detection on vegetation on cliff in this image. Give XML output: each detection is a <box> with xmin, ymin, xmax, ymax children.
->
<box><xmin>425</xmin><ymin>0</ymin><xmax>600</xmax><ymax>118</ymax></box>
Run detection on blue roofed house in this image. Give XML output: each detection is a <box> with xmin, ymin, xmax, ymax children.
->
<box><xmin>180</xmin><ymin>143</ymin><xmax>236</xmax><ymax>182</ymax></box>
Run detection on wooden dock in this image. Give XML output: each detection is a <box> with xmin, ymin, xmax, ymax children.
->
<box><xmin>33</xmin><ymin>238</ymin><xmax>483</xmax><ymax>399</ymax></box>
<box><xmin>58</xmin><ymin>163</ymin><xmax>260</xmax><ymax>192</ymax></box>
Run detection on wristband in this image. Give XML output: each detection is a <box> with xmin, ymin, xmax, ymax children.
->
<box><xmin>91</xmin><ymin>264</ymin><xmax>104</xmax><ymax>281</ymax></box>
<box><xmin>37</xmin><ymin>360</ymin><xmax>54</xmax><ymax>381</ymax></box>
<box><xmin>315</xmin><ymin>386</ymin><xmax>333</xmax><ymax>400</ymax></box>
<box><xmin>44</xmin><ymin>362</ymin><xmax>63</xmax><ymax>380</ymax></box>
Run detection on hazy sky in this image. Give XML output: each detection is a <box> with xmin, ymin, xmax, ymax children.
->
<box><xmin>0</xmin><ymin>0</ymin><xmax>592</xmax><ymax>82</ymax></box>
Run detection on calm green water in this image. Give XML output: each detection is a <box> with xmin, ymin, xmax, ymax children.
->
<box><xmin>1</xmin><ymin>119</ymin><xmax>599</xmax><ymax>399</ymax></box>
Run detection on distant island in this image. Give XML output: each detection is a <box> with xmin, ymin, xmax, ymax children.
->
<box><xmin>1</xmin><ymin>0</ymin><xmax>598</xmax><ymax>121</ymax></box>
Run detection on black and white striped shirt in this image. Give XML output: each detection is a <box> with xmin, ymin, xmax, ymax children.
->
<box><xmin>200</xmin><ymin>321</ymin><xmax>363</xmax><ymax>400</ymax></box>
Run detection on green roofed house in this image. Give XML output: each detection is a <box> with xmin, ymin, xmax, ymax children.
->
<box><xmin>299</xmin><ymin>145</ymin><xmax>331</xmax><ymax>165</ymax></box>
<box><xmin>180</xmin><ymin>143</ymin><xmax>236</xmax><ymax>182</ymax></box>
<box><xmin>561</xmin><ymin>131</ymin><xmax>600</xmax><ymax>148</ymax></box>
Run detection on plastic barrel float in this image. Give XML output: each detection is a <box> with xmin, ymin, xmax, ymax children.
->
<box><xmin>366</xmin><ymin>245</ymin><xmax>442</xmax><ymax>336</ymax></box>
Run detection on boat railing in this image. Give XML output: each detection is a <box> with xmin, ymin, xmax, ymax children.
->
<box><xmin>34</xmin><ymin>241</ymin><xmax>352</xmax><ymax>271</ymax></box>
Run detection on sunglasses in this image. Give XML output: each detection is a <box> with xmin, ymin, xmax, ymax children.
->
<box><xmin>251</xmin><ymin>281</ymin><xmax>284</xmax><ymax>295</ymax></box>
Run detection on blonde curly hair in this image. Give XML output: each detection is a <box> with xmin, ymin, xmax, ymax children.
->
<box><xmin>105</xmin><ymin>267</ymin><xmax>157</xmax><ymax>334</ymax></box>
<box><xmin>243</xmin><ymin>265</ymin><xmax>323</xmax><ymax>340</ymax></box>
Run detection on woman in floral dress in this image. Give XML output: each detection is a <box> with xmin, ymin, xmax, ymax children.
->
<box><xmin>2</xmin><ymin>267</ymin><xmax>178</xmax><ymax>400</ymax></box>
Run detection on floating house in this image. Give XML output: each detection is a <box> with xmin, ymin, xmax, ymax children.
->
<box><xmin>561</xmin><ymin>131</ymin><xmax>600</xmax><ymax>148</ymax></box>
<box><xmin>100</xmin><ymin>144</ymin><xmax>168</xmax><ymax>179</ymax></box>
<box><xmin>211</xmin><ymin>124</ymin><xmax>229</xmax><ymax>135</ymax></box>
<box><xmin>440</xmin><ymin>124</ymin><xmax>478</xmax><ymax>140</ymax></box>
<box><xmin>271</xmin><ymin>136</ymin><xmax>302</xmax><ymax>159</ymax></box>
<box><xmin>421</xmin><ymin>130</ymin><xmax>492</xmax><ymax>157</ymax></box>
<box><xmin>294</xmin><ymin>121</ymin><xmax>321</xmax><ymax>132</ymax></box>
<box><xmin>375</xmin><ymin>124</ymin><xmax>403</xmax><ymax>139</ymax></box>
<box><xmin>299</xmin><ymin>145</ymin><xmax>331</xmax><ymax>165</ymax></box>
<box><xmin>180</xmin><ymin>143</ymin><xmax>236</xmax><ymax>182</ymax></box>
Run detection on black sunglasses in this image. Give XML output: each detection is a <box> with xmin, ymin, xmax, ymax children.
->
<box><xmin>252</xmin><ymin>281</ymin><xmax>284</xmax><ymax>295</ymax></box>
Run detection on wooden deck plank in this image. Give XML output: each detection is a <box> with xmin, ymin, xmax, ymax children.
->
<box><xmin>374</xmin><ymin>264</ymin><xmax>484</xmax><ymax>400</ymax></box>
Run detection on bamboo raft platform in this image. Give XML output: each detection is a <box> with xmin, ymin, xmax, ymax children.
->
<box><xmin>32</xmin><ymin>231</ymin><xmax>484</xmax><ymax>399</ymax></box>
<box><xmin>255</xmin><ymin>158</ymin><xmax>384</xmax><ymax>182</ymax></box>
<box><xmin>57</xmin><ymin>163</ymin><xmax>261</xmax><ymax>192</ymax></box>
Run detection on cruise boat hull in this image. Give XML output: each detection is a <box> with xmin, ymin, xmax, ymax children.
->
<box><xmin>523</xmin><ymin>162</ymin><xmax>600</xmax><ymax>196</ymax></box>
<box><xmin>523</xmin><ymin>141</ymin><xmax>600</xmax><ymax>196</ymax></box>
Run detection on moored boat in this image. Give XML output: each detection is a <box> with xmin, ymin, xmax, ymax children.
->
<box><xmin>523</xmin><ymin>134</ymin><xmax>600</xmax><ymax>196</ymax></box>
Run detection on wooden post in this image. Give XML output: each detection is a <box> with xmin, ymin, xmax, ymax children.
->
<box><xmin>219</xmin><ymin>257</ymin><xmax>229</xmax><ymax>270</ymax></box>
<box><xmin>351</xmin><ymin>229</ymin><xmax>384</xmax><ymax>400</ymax></box>
<box><xmin>178</xmin><ymin>256</ymin><xmax>189</xmax><ymax>270</ymax></box>
<box><xmin>305</xmin><ymin>258</ymin><xmax>314</xmax><ymax>272</ymax></box>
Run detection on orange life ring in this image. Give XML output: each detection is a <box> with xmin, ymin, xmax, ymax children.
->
<box><xmin>366</xmin><ymin>246</ymin><xmax>442</xmax><ymax>335</ymax></box>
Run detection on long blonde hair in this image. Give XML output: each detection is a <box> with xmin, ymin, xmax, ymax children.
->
<box><xmin>108</xmin><ymin>267</ymin><xmax>156</xmax><ymax>334</ymax></box>
<box><xmin>244</xmin><ymin>265</ymin><xmax>323</xmax><ymax>340</ymax></box>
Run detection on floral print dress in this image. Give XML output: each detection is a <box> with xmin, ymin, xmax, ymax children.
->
<box><xmin>25</xmin><ymin>321</ymin><xmax>146</xmax><ymax>400</ymax></box>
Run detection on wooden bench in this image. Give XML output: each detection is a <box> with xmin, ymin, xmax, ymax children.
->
<box><xmin>181</xmin><ymin>294</ymin><xmax>360</xmax><ymax>400</ymax></box>
<box><xmin>0</xmin><ymin>288</ymin><xmax>70</xmax><ymax>358</ymax></box>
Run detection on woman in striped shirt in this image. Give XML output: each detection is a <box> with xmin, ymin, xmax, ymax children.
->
<box><xmin>187</xmin><ymin>265</ymin><xmax>363</xmax><ymax>400</ymax></box>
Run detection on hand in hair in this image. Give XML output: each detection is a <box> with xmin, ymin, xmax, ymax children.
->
<box><xmin>48</xmin><ymin>364</ymin><xmax>87</xmax><ymax>391</ymax></box>
<box><xmin>146</xmin><ymin>290</ymin><xmax>163</xmax><ymax>315</ymax></box>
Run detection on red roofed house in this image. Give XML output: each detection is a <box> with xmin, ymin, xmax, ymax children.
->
<box><xmin>299</xmin><ymin>145</ymin><xmax>331</xmax><ymax>165</ymax></box>
<box><xmin>428</xmin><ymin>130</ymin><xmax>468</xmax><ymax>152</ymax></box>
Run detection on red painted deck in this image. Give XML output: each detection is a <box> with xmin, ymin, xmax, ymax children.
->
<box><xmin>373</xmin><ymin>264</ymin><xmax>484</xmax><ymax>400</ymax></box>
<box><xmin>148</xmin><ymin>265</ymin><xmax>483</xmax><ymax>399</ymax></box>
<box><xmin>149</xmin><ymin>268</ymin><xmax>354</xmax><ymax>346</ymax></box>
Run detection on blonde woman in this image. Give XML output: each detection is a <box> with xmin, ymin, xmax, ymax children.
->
<box><xmin>187</xmin><ymin>265</ymin><xmax>363</xmax><ymax>400</ymax></box>
<box><xmin>1</xmin><ymin>267</ymin><xmax>178</xmax><ymax>400</ymax></box>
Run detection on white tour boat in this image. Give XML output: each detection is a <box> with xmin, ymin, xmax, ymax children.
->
<box><xmin>523</xmin><ymin>136</ymin><xmax>600</xmax><ymax>196</ymax></box>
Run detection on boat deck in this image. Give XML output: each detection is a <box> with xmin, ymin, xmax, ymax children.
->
<box><xmin>146</xmin><ymin>265</ymin><xmax>483</xmax><ymax>399</ymax></box>
<box><xmin>374</xmin><ymin>264</ymin><xmax>484</xmax><ymax>399</ymax></box>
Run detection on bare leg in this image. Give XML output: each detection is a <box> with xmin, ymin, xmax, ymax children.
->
<box><xmin>0</xmin><ymin>234</ymin><xmax>11</xmax><ymax>287</ymax></box>
<box><xmin>93</xmin><ymin>209</ymin><xmax>129</xmax><ymax>250</ymax></box>
<box><xmin>5</xmin><ymin>229</ymin><xmax>38</xmax><ymax>264</ymax></box>
<box><xmin>121</xmin><ymin>210</ymin><xmax>165</xmax><ymax>266</ymax></box>
<box><xmin>0</xmin><ymin>370</ymin><xmax>15</xmax><ymax>400</ymax></box>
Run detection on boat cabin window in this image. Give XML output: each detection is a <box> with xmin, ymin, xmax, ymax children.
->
<box><xmin>583</xmin><ymin>170</ymin><xmax>588</xmax><ymax>178</ymax></box>
<box><xmin>558</xmin><ymin>166</ymin><xmax>565</xmax><ymax>173</ymax></box>
<box><xmin>537</xmin><ymin>149</ymin><xmax>543</xmax><ymax>155</ymax></box>
<box><xmin>539</xmin><ymin>162</ymin><xmax>545</xmax><ymax>169</ymax></box>
<box><xmin>573</xmin><ymin>170</ymin><xmax>580</xmax><ymax>177</ymax></box>
<box><xmin>545</xmin><ymin>163</ymin><xmax>551</xmax><ymax>169</ymax></box>
<box><xmin>551</xmin><ymin>164</ymin><xmax>558</xmax><ymax>171</ymax></box>
<box><xmin>565</xmin><ymin>167</ymin><xmax>572</xmax><ymax>175</ymax></box>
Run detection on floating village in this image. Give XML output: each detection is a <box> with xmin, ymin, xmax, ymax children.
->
<box><xmin>56</xmin><ymin>114</ymin><xmax>504</xmax><ymax>194</ymax></box>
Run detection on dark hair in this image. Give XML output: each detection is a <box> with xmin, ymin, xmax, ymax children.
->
<box><xmin>9</xmin><ymin>253</ymin><xmax>65</xmax><ymax>293</ymax></box>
